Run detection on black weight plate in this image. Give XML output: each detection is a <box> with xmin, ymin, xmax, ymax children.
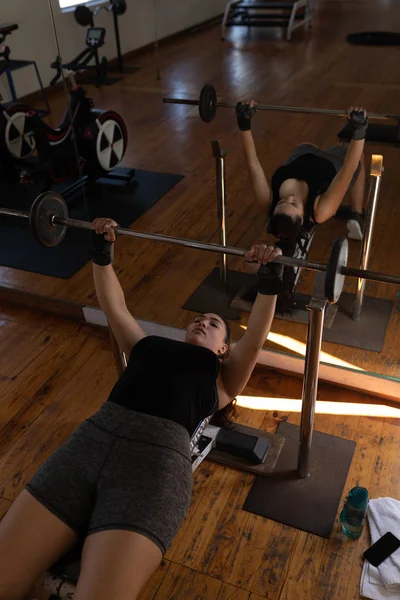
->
<box><xmin>199</xmin><ymin>84</ymin><xmax>217</xmax><ymax>123</ymax></box>
<box><xmin>30</xmin><ymin>192</ymin><xmax>69</xmax><ymax>248</ymax></box>
<box><xmin>325</xmin><ymin>237</ymin><xmax>348</xmax><ymax>304</ymax></box>
<box><xmin>111</xmin><ymin>0</ymin><xmax>127</xmax><ymax>15</ymax></box>
<box><xmin>74</xmin><ymin>5</ymin><xmax>94</xmax><ymax>27</ymax></box>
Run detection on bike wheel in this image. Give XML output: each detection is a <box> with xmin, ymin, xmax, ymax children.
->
<box><xmin>4</xmin><ymin>104</ymin><xmax>36</xmax><ymax>160</ymax></box>
<box><xmin>84</xmin><ymin>110</ymin><xmax>128</xmax><ymax>175</ymax></box>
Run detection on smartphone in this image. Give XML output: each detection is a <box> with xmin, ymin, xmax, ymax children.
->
<box><xmin>363</xmin><ymin>532</ymin><xmax>400</xmax><ymax>567</ymax></box>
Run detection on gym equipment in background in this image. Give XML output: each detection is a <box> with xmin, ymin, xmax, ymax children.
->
<box><xmin>1</xmin><ymin>70</ymin><xmax>129</xmax><ymax>188</ymax></box>
<box><xmin>74</xmin><ymin>0</ymin><xmax>139</xmax><ymax>76</ymax></box>
<box><xmin>51</xmin><ymin>27</ymin><xmax>114</xmax><ymax>88</ymax></box>
<box><xmin>221</xmin><ymin>0</ymin><xmax>313</xmax><ymax>42</ymax></box>
<box><xmin>0</xmin><ymin>23</ymin><xmax>50</xmax><ymax>115</ymax></box>
<box><xmin>163</xmin><ymin>83</ymin><xmax>398</xmax><ymax>124</ymax></box>
<box><xmin>163</xmin><ymin>83</ymin><xmax>400</xmax><ymax>146</ymax></box>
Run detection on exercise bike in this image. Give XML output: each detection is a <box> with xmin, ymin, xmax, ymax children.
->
<box><xmin>1</xmin><ymin>67</ymin><xmax>128</xmax><ymax>184</ymax></box>
<box><xmin>51</xmin><ymin>26</ymin><xmax>109</xmax><ymax>88</ymax></box>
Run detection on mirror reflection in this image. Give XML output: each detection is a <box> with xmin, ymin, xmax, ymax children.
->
<box><xmin>0</xmin><ymin>0</ymin><xmax>398</xmax><ymax>390</ymax></box>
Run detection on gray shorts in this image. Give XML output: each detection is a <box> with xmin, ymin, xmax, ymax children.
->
<box><xmin>285</xmin><ymin>143</ymin><xmax>361</xmax><ymax>187</ymax></box>
<box><xmin>26</xmin><ymin>402</ymin><xmax>193</xmax><ymax>555</ymax></box>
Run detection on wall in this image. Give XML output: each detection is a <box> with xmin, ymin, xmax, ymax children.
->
<box><xmin>0</xmin><ymin>0</ymin><xmax>226</xmax><ymax>101</ymax></box>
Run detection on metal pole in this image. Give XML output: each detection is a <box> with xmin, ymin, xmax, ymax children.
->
<box><xmin>112</xmin><ymin>4</ymin><xmax>124</xmax><ymax>74</ymax></box>
<box><xmin>297</xmin><ymin>298</ymin><xmax>326</xmax><ymax>479</ymax></box>
<box><xmin>108</xmin><ymin>326</ymin><xmax>127</xmax><ymax>376</ymax></box>
<box><xmin>211</xmin><ymin>140</ymin><xmax>228</xmax><ymax>288</ymax></box>
<box><xmin>353</xmin><ymin>155</ymin><xmax>383</xmax><ymax>321</ymax></box>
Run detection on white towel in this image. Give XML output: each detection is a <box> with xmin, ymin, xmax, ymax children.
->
<box><xmin>360</xmin><ymin>497</ymin><xmax>400</xmax><ymax>599</ymax></box>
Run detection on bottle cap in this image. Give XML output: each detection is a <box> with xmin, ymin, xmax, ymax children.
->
<box><xmin>348</xmin><ymin>486</ymin><xmax>369</xmax><ymax>509</ymax></box>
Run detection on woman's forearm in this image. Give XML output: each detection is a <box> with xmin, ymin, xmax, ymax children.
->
<box><xmin>245</xmin><ymin>292</ymin><xmax>277</xmax><ymax>349</ymax></box>
<box><xmin>342</xmin><ymin>138</ymin><xmax>365</xmax><ymax>174</ymax></box>
<box><xmin>240</xmin><ymin>131</ymin><xmax>271</xmax><ymax>210</ymax></box>
<box><xmin>92</xmin><ymin>263</ymin><xmax>127</xmax><ymax>313</ymax></box>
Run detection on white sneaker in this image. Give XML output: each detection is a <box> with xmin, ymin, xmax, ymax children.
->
<box><xmin>347</xmin><ymin>212</ymin><xmax>364</xmax><ymax>241</ymax></box>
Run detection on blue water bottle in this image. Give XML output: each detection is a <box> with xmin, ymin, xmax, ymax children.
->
<box><xmin>340</xmin><ymin>486</ymin><xmax>369</xmax><ymax>539</ymax></box>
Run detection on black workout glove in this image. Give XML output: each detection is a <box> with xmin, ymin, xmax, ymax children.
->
<box><xmin>90</xmin><ymin>229</ymin><xmax>115</xmax><ymax>266</ymax></box>
<box><xmin>347</xmin><ymin>109</ymin><xmax>368</xmax><ymax>140</ymax></box>
<box><xmin>236</xmin><ymin>102</ymin><xmax>256</xmax><ymax>131</ymax></box>
<box><xmin>257</xmin><ymin>261</ymin><xmax>284</xmax><ymax>296</ymax></box>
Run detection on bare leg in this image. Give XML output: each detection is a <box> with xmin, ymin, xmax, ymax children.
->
<box><xmin>74</xmin><ymin>530</ymin><xmax>162</xmax><ymax>600</ymax></box>
<box><xmin>0</xmin><ymin>490</ymin><xmax>79</xmax><ymax>600</ymax></box>
<box><xmin>350</xmin><ymin>152</ymin><xmax>365</xmax><ymax>214</ymax></box>
<box><xmin>346</xmin><ymin>153</ymin><xmax>366</xmax><ymax>240</ymax></box>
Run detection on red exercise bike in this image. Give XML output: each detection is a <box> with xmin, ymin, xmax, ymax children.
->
<box><xmin>0</xmin><ymin>34</ymin><xmax>128</xmax><ymax>183</ymax></box>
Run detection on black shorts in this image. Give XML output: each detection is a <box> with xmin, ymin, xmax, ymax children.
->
<box><xmin>26</xmin><ymin>402</ymin><xmax>192</xmax><ymax>555</ymax></box>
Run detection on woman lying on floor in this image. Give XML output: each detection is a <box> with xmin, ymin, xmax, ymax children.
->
<box><xmin>0</xmin><ymin>218</ymin><xmax>284</xmax><ymax>600</ymax></box>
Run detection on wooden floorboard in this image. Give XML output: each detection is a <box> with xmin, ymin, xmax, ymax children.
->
<box><xmin>0</xmin><ymin>1</ymin><xmax>399</xmax><ymax>378</ymax></box>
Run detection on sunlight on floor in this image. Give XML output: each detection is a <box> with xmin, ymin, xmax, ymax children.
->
<box><xmin>240</xmin><ymin>325</ymin><xmax>364</xmax><ymax>371</ymax></box>
<box><xmin>236</xmin><ymin>396</ymin><xmax>400</xmax><ymax>418</ymax></box>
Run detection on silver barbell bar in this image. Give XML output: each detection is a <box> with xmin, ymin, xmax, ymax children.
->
<box><xmin>1</xmin><ymin>204</ymin><xmax>399</xmax><ymax>288</ymax></box>
<box><xmin>162</xmin><ymin>96</ymin><xmax>399</xmax><ymax>122</ymax></box>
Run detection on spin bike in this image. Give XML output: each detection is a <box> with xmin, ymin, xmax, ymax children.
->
<box><xmin>0</xmin><ymin>67</ymin><xmax>128</xmax><ymax>183</ymax></box>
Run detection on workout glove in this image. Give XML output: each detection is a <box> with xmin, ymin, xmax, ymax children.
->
<box><xmin>257</xmin><ymin>262</ymin><xmax>284</xmax><ymax>296</ymax></box>
<box><xmin>348</xmin><ymin>110</ymin><xmax>368</xmax><ymax>140</ymax></box>
<box><xmin>236</xmin><ymin>102</ymin><xmax>256</xmax><ymax>131</ymax></box>
<box><xmin>90</xmin><ymin>230</ymin><xmax>114</xmax><ymax>266</ymax></box>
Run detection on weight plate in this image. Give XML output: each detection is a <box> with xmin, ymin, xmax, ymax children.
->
<box><xmin>325</xmin><ymin>237</ymin><xmax>348</xmax><ymax>304</ymax></box>
<box><xmin>74</xmin><ymin>5</ymin><xmax>94</xmax><ymax>27</ymax></box>
<box><xmin>112</xmin><ymin>0</ymin><xmax>127</xmax><ymax>15</ymax></box>
<box><xmin>199</xmin><ymin>84</ymin><xmax>217</xmax><ymax>123</ymax></box>
<box><xmin>30</xmin><ymin>192</ymin><xmax>69</xmax><ymax>248</ymax></box>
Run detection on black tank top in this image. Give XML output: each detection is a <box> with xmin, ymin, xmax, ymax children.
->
<box><xmin>270</xmin><ymin>154</ymin><xmax>337</xmax><ymax>223</ymax></box>
<box><xmin>107</xmin><ymin>335</ymin><xmax>220</xmax><ymax>436</ymax></box>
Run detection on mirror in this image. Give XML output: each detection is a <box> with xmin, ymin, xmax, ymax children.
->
<box><xmin>0</xmin><ymin>0</ymin><xmax>398</xmax><ymax>400</ymax></box>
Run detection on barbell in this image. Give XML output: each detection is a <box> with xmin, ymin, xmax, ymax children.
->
<box><xmin>162</xmin><ymin>84</ymin><xmax>400</xmax><ymax>124</ymax></box>
<box><xmin>1</xmin><ymin>191</ymin><xmax>399</xmax><ymax>304</ymax></box>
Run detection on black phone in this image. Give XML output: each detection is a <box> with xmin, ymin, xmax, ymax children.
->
<box><xmin>363</xmin><ymin>532</ymin><xmax>400</xmax><ymax>567</ymax></box>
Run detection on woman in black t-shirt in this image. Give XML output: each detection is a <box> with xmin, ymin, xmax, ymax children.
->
<box><xmin>236</xmin><ymin>101</ymin><xmax>368</xmax><ymax>241</ymax></box>
<box><xmin>0</xmin><ymin>223</ymin><xmax>283</xmax><ymax>600</ymax></box>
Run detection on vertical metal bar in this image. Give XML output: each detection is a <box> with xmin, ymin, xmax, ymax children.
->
<box><xmin>297</xmin><ymin>298</ymin><xmax>326</xmax><ymax>479</ymax></box>
<box><xmin>108</xmin><ymin>325</ymin><xmax>127</xmax><ymax>377</ymax></box>
<box><xmin>211</xmin><ymin>140</ymin><xmax>228</xmax><ymax>288</ymax></box>
<box><xmin>352</xmin><ymin>155</ymin><xmax>383</xmax><ymax>321</ymax></box>
<box><xmin>112</xmin><ymin>4</ymin><xmax>124</xmax><ymax>73</ymax></box>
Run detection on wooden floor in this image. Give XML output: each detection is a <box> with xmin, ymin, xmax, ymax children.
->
<box><xmin>0</xmin><ymin>0</ymin><xmax>400</xmax><ymax>378</ymax></box>
<box><xmin>0</xmin><ymin>1</ymin><xmax>400</xmax><ymax>599</ymax></box>
<box><xmin>1</xmin><ymin>302</ymin><xmax>399</xmax><ymax>600</ymax></box>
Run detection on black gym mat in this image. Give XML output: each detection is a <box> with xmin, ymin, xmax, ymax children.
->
<box><xmin>0</xmin><ymin>170</ymin><xmax>183</xmax><ymax>278</ymax></box>
<box><xmin>322</xmin><ymin>292</ymin><xmax>393</xmax><ymax>352</ymax></box>
<box><xmin>243</xmin><ymin>421</ymin><xmax>356</xmax><ymax>538</ymax></box>
<box><xmin>347</xmin><ymin>32</ymin><xmax>400</xmax><ymax>46</ymax></box>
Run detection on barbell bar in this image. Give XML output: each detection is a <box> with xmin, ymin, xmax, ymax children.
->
<box><xmin>1</xmin><ymin>192</ymin><xmax>399</xmax><ymax>304</ymax></box>
<box><xmin>162</xmin><ymin>84</ymin><xmax>400</xmax><ymax>124</ymax></box>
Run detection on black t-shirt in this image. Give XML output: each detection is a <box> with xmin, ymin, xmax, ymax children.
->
<box><xmin>270</xmin><ymin>154</ymin><xmax>337</xmax><ymax>223</ymax></box>
<box><xmin>107</xmin><ymin>335</ymin><xmax>220</xmax><ymax>436</ymax></box>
